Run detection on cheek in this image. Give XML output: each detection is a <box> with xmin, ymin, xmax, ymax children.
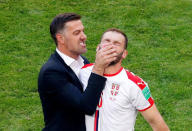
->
<box><xmin>117</xmin><ymin>48</ymin><xmax>125</xmax><ymax>54</ymax></box>
<box><xmin>68</xmin><ymin>37</ymin><xmax>78</xmax><ymax>44</ymax></box>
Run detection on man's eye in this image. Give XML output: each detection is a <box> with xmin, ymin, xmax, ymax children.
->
<box><xmin>74</xmin><ymin>31</ymin><xmax>80</xmax><ymax>35</ymax></box>
<box><xmin>114</xmin><ymin>42</ymin><xmax>120</xmax><ymax>46</ymax></box>
<box><xmin>105</xmin><ymin>39</ymin><xmax>110</xmax><ymax>42</ymax></box>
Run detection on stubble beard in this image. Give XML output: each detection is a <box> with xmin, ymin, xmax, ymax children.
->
<box><xmin>108</xmin><ymin>51</ymin><xmax>123</xmax><ymax>66</ymax></box>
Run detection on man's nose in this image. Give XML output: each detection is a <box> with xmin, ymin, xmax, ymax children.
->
<box><xmin>80</xmin><ymin>32</ymin><xmax>87</xmax><ymax>41</ymax></box>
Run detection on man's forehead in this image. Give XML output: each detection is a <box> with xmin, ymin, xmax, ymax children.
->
<box><xmin>102</xmin><ymin>31</ymin><xmax>125</xmax><ymax>41</ymax></box>
<box><xmin>65</xmin><ymin>20</ymin><xmax>84</xmax><ymax>30</ymax></box>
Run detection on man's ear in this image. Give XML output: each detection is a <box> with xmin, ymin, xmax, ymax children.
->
<box><xmin>122</xmin><ymin>50</ymin><xmax>128</xmax><ymax>59</ymax></box>
<box><xmin>56</xmin><ymin>33</ymin><xmax>65</xmax><ymax>44</ymax></box>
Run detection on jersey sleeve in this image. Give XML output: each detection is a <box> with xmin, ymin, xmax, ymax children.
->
<box><xmin>132</xmin><ymin>82</ymin><xmax>154</xmax><ymax>111</ymax></box>
<box><xmin>126</xmin><ymin>71</ymin><xmax>154</xmax><ymax>111</ymax></box>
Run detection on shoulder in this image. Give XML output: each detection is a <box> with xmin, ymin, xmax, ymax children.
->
<box><xmin>39</xmin><ymin>54</ymin><xmax>67</xmax><ymax>78</ymax></box>
<box><xmin>125</xmin><ymin>70</ymin><xmax>154</xmax><ymax>110</ymax></box>
<box><xmin>125</xmin><ymin>69</ymin><xmax>147</xmax><ymax>90</ymax></box>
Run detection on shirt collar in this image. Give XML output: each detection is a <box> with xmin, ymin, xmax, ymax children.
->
<box><xmin>56</xmin><ymin>48</ymin><xmax>84</xmax><ymax>66</ymax></box>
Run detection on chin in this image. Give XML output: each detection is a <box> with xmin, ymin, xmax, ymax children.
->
<box><xmin>109</xmin><ymin>57</ymin><xmax>122</xmax><ymax>66</ymax></box>
<box><xmin>80</xmin><ymin>49</ymin><xmax>87</xmax><ymax>54</ymax></box>
<box><xmin>109</xmin><ymin>61</ymin><xmax>118</xmax><ymax>66</ymax></box>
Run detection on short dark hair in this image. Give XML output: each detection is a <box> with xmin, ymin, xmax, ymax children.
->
<box><xmin>101</xmin><ymin>28</ymin><xmax>128</xmax><ymax>49</ymax></box>
<box><xmin>50</xmin><ymin>13</ymin><xmax>81</xmax><ymax>45</ymax></box>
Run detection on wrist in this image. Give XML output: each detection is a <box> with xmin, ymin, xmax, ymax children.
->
<box><xmin>92</xmin><ymin>65</ymin><xmax>104</xmax><ymax>76</ymax></box>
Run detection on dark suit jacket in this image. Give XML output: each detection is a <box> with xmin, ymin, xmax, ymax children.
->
<box><xmin>38</xmin><ymin>51</ymin><xmax>106</xmax><ymax>131</ymax></box>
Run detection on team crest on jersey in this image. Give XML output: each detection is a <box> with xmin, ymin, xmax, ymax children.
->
<box><xmin>110</xmin><ymin>83</ymin><xmax>120</xmax><ymax>101</ymax></box>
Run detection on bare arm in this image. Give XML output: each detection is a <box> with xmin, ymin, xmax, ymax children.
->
<box><xmin>140</xmin><ymin>104</ymin><xmax>170</xmax><ymax>131</ymax></box>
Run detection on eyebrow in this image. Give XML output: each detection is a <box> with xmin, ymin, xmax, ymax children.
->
<box><xmin>103</xmin><ymin>38</ymin><xmax>110</xmax><ymax>41</ymax></box>
<box><xmin>114</xmin><ymin>40</ymin><xmax>121</xmax><ymax>44</ymax></box>
<box><xmin>73</xmin><ymin>27</ymin><xmax>84</xmax><ymax>33</ymax></box>
<box><xmin>103</xmin><ymin>39</ymin><xmax>121</xmax><ymax>44</ymax></box>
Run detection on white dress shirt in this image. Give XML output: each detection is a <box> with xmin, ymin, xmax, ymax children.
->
<box><xmin>56</xmin><ymin>48</ymin><xmax>84</xmax><ymax>78</ymax></box>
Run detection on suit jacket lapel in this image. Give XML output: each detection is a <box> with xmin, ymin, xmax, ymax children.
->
<box><xmin>53</xmin><ymin>51</ymin><xmax>83</xmax><ymax>92</ymax></box>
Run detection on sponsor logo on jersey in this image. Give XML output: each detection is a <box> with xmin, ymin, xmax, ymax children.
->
<box><xmin>137</xmin><ymin>82</ymin><xmax>144</xmax><ymax>86</ymax></box>
<box><xmin>142</xmin><ymin>86</ymin><xmax>151</xmax><ymax>100</ymax></box>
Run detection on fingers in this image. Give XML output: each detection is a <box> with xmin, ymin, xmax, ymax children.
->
<box><xmin>97</xmin><ymin>48</ymin><xmax>118</xmax><ymax>60</ymax></box>
<box><xmin>93</xmin><ymin>43</ymin><xmax>118</xmax><ymax>75</ymax></box>
<box><xmin>103</xmin><ymin>48</ymin><xmax>116</xmax><ymax>56</ymax></box>
<box><xmin>103</xmin><ymin>56</ymin><xmax>116</xmax><ymax>65</ymax></box>
<box><xmin>96</xmin><ymin>45</ymin><xmax>100</xmax><ymax>52</ymax></box>
<box><xmin>93</xmin><ymin>53</ymin><xmax>116</xmax><ymax>76</ymax></box>
<box><xmin>96</xmin><ymin>43</ymin><xmax>118</xmax><ymax>62</ymax></box>
<box><xmin>97</xmin><ymin>44</ymin><xmax>117</xmax><ymax>56</ymax></box>
<box><xmin>100</xmin><ymin>43</ymin><xmax>114</xmax><ymax>52</ymax></box>
<box><xmin>95</xmin><ymin>50</ymin><xmax>117</xmax><ymax>66</ymax></box>
<box><xmin>100</xmin><ymin>42</ymin><xmax>112</xmax><ymax>48</ymax></box>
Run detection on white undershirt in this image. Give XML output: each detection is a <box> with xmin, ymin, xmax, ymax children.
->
<box><xmin>56</xmin><ymin>48</ymin><xmax>84</xmax><ymax>78</ymax></box>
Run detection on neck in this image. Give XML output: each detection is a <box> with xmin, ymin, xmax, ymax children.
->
<box><xmin>104</xmin><ymin>62</ymin><xmax>122</xmax><ymax>75</ymax></box>
<box><xmin>57</xmin><ymin>46</ymin><xmax>79</xmax><ymax>60</ymax></box>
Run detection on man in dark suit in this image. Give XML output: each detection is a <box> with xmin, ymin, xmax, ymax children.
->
<box><xmin>38</xmin><ymin>13</ymin><xmax>118</xmax><ymax>131</ymax></box>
